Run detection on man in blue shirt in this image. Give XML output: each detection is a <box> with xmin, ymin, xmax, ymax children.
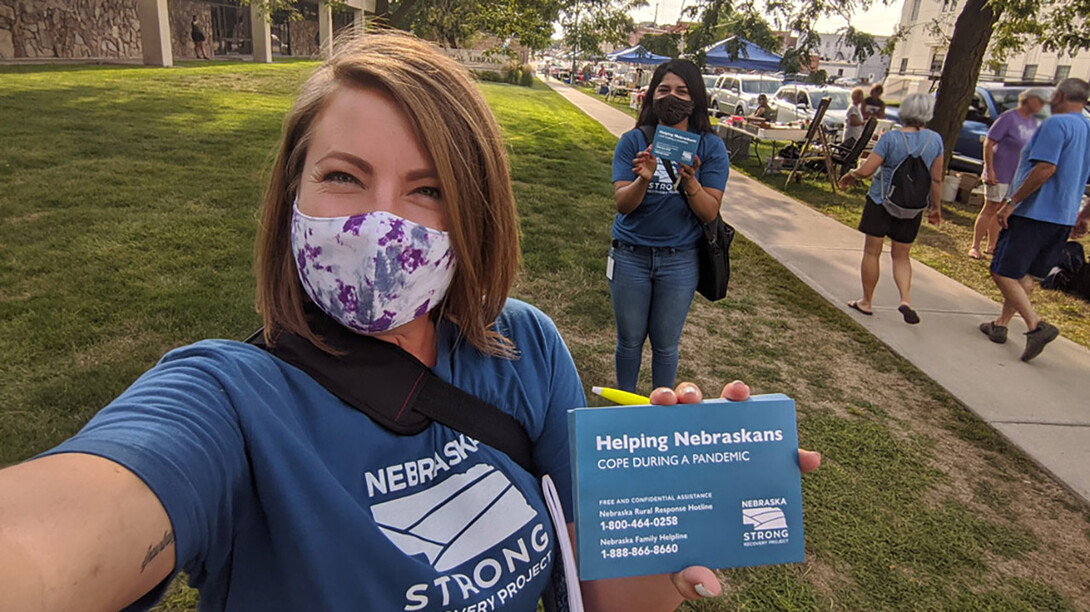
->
<box><xmin>982</xmin><ymin>78</ymin><xmax>1090</xmax><ymax>362</ymax></box>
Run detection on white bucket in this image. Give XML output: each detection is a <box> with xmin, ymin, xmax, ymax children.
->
<box><xmin>941</xmin><ymin>174</ymin><xmax>960</xmax><ymax>202</ymax></box>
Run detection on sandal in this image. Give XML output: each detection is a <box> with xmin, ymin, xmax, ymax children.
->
<box><xmin>898</xmin><ymin>304</ymin><xmax>920</xmax><ymax>325</ymax></box>
<box><xmin>967</xmin><ymin>247</ymin><xmax>982</xmax><ymax>260</ymax></box>
<box><xmin>848</xmin><ymin>300</ymin><xmax>873</xmax><ymax>315</ymax></box>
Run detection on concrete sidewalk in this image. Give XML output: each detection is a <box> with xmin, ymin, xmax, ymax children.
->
<box><xmin>545</xmin><ymin>80</ymin><xmax>1090</xmax><ymax>505</ymax></box>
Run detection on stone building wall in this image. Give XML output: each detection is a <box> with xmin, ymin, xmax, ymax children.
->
<box><xmin>0</xmin><ymin>0</ymin><xmax>142</xmax><ymax>59</ymax></box>
<box><xmin>286</xmin><ymin>18</ymin><xmax>319</xmax><ymax>57</ymax></box>
<box><xmin>168</xmin><ymin>0</ymin><xmax>213</xmax><ymax>59</ymax></box>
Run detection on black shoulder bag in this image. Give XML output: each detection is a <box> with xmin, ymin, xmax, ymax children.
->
<box><xmin>245</xmin><ymin>306</ymin><xmax>534</xmax><ymax>473</ymax></box>
<box><xmin>637</xmin><ymin>125</ymin><xmax>734</xmax><ymax>302</ymax></box>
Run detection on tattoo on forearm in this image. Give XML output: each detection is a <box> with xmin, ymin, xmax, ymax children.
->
<box><xmin>141</xmin><ymin>530</ymin><xmax>175</xmax><ymax>573</ymax></box>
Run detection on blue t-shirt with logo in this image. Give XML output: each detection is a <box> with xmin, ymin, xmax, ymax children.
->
<box><xmin>866</xmin><ymin>128</ymin><xmax>944</xmax><ymax>205</ymax></box>
<box><xmin>1009</xmin><ymin>112</ymin><xmax>1090</xmax><ymax>226</ymax></box>
<box><xmin>611</xmin><ymin>128</ymin><xmax>729</xmax><ymax>247</ymax></box>
<box><xmin>42</xmin><ymin>299</ymin><xmax>584</xmax><ymax>612</ymax></box>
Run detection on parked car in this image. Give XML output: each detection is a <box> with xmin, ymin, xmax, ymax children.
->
<box><xmin>710</xmin><ymin>74</ymin><xmax>783</xmax><ymax>117</ymax></box>
<box><xmin>768</xmin><ymin>84</ymin><xmax>852</xmax><ymax>137</ymax></box>
<box><xmin>703</xmin><ymin>74</ymin><xmax>718</xmax><ymax>107</ymax></box>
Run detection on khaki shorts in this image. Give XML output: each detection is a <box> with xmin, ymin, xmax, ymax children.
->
<box><xmin>986</xmin><ymin>183</ymin><xmax>1009</xmax><ymax>202</ymax></box>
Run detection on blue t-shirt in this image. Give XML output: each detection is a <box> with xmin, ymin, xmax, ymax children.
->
<box><xmin>611</xmin><ymin>128</ymin><xmax>729</xmax><ymax>247</ymax></box>
<box><xmin>42</xmin><ymin>299</ymin><xmax>585</xmax><ymax>612</ymax></box>
<box><xmin>1009</xmin><ymin>112</ymin><xmax>1090</xmax><ymax>226</ymax></box>
<box><xmin>866</xmin><ymin>128</ymin><xmax>944</xmax><ymax>205</ymax></box>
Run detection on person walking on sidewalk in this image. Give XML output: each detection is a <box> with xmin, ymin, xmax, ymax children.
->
<box><xmin>968</xmin><ymin>88</ymin><xmax>1049</xmax><ymax>259</ymax></box>
<box><xmin>838</xmin><ymin>93</ymin><xmax>944</xmax><ymax>324</ymax></box>
<box><xmin>981</xmin><ymin>78</ymin><xmax>1090</xmax><ymax>362</ymax></box>
<box><xmin>609</xmin><ymin>59</ymin><xmax>729</xmax><ymax>392</ymax></box>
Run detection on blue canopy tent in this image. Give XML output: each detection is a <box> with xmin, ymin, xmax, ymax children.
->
<box><xmin>703</xmin><ymin>37</ymin><xmax>782</xmax><ymax>72</ymax></box>
<box><xmin>607</xmin><ymin>45</ymin><xmax>671</xmax><ymax>65</ymax></box>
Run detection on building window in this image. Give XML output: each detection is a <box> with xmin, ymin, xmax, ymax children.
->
<box><xmin>910</xmin><ymin>0</ymin><xmax>922</xmax><ymax>21</ymax></box>
<box><xmin>1055</xmin><ymin>65</ymin><xmax>1071</xmax><ymax>82</ymax></box>
<box><xmin>899</xmin><ymin>58</ymin><xmax>909</xmax><ymax>74</ymax></box>
<box><xmin>942</xmin><ymin>0</ymin><xmax>957</xmax><ymax>11</ymax></box>
<box><xmin>994</xmin><ymin>63</ymin><xmax>1007</xmax><ymax>78</ymax></box>
<box><xmin>1022</xmin><ymin>64</ymin><xmax>1037</xmax><ymax>80</ymax></box>
<box><xmin>930</xmin><ymin>52</ymin><xmax>945</xmax><ymax>74</ymax></box>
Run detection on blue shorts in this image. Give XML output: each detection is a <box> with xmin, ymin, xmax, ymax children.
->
<box><xmin>990</xmin><ymin>215</ymin><xmax>1072</xmax><ymax>279</ymax></box>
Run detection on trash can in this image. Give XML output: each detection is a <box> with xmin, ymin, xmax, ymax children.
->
<box><xmin>942</xmin><ymin>173</ymin><xmax>960</xmax><ymax>202</ymax></box>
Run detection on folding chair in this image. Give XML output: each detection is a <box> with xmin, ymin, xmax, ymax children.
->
<box><xmin>829</xmin><ymin>117</ymin><xmax>878</xmax><ymax>178</ymax></box>
<box><xmin>784</xmin><ymin>97</ymin><xmax>837</xmax><ymax>192</ymax></box>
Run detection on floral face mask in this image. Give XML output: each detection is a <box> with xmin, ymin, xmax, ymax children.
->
<box><xmin>290</xmin><ymin>201</ymin><xmax>456</xmax><ymax>334</ymax></box>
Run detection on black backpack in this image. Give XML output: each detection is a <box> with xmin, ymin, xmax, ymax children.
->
<box><xmin>1043</xmin><ymin>241</ymin><xmax>1090</xmax><ymax>300</ymax></box>
<box><xmin>881</xmin><ymin>131</ymin><xmax>934</xmax><ymax>219</ymax></box>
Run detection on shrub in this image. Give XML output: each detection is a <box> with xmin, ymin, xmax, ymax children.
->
<box><xmin>474</xmin><ymin>70</ymin><xmax>504</xmax><ymax>82</ymax></box>
<box><xmin>519</xmin><ymin>64</ymin><xmax>534</xmax><ymax>87</ymax></box>
<box><xmin>504</xmin><ymin>63</ymin><xmax>522</xmax><ymax>85</ymax></box>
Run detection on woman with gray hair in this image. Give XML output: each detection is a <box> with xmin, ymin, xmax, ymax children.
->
<box><xmin>838</xmin><ymin>93</ymin><xmax>945</xmax><ymax>324</ymax></box>
<box><xmin>968</xmin><ymin>87</ymin><xmax>1050</xmax><ymax>259</ymax></box>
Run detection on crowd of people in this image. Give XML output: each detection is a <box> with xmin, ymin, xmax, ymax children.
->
<box><xmin>833</xmin><ymin>80</ymin><xmax>1090</xmax><ymax>362</ymax></box>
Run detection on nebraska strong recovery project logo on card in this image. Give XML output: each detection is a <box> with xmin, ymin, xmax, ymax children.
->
<box><xmin>741</xmin><ymin>497</ymin><xmax>791</xmax><ymax>547</ymax></box>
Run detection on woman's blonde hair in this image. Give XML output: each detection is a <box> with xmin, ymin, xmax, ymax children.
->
<box><xmin>254</xmin><ymin>30</ymin><xmax>519</xmax><ymax>357</ymax></box>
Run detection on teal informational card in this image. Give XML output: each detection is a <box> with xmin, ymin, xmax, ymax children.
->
<box><xmin>567</xmin><ymin>395</ymin><xmax>804</xmax><ymax>581</ymax></box>
<box><xmin>650</xmin><ymin>125</ymin><xmax>701</xmax><ymax>165</ymax></box>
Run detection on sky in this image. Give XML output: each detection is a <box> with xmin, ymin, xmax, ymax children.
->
<box><xmin>628</xmin><ymin>0</ymin><xmax>905</xmax><ymax>37</ymax></box>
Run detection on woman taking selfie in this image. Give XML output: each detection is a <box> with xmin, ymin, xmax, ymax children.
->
<box><xmin>0</xmin><ymin>32</ymin><xmax>819</xmax><ymax>612</ymax></box>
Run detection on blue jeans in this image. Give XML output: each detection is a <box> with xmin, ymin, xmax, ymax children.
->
<box><xmin>609</xmin><ymin>240</ymin><xmax>699</xmax><ymax>392</ymax></box>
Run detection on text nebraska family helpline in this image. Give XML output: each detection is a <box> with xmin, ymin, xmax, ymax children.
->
<box><xmin>597</xmin><ymin>429</ymin><xmax>786</xmax><ymax>454</ymax></box>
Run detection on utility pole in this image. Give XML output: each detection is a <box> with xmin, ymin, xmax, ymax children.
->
<box><xmin>654</xmin><ymin>1</ymin><xmax>659</xmax><ymax>25</ymax></box>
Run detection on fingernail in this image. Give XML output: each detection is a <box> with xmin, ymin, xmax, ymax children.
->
<box><xmin>695</xmin><ymin>583</ymin><xmax>714</xmax><ymax>598</ymax></box>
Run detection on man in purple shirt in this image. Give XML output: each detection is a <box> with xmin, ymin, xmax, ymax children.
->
<box><xmin>968</xmin><ymin>88</ymin><xmax>1049</xmax><ymax>259</ymax></box>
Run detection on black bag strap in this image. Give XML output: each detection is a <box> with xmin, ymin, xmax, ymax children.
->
<box><xmin>245</xmin><ymin>306</ymin><xmax>535</xmax><ymax>474</ymax></box>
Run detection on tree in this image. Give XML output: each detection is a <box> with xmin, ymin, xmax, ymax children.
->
<box><xmin>558</xmin><ymin>0</ymin><xmax>644</xmax><ymax>63</ymax></box>
<box><xmin>371</xmin><ymin>0</ymin><xmax>562</xmax><ymax>50</ymax></box>
<box><xmin>927</xmin><ymin>0</ymin><xmax>1089</xmax><ymax>169</ymax></box>
<box><xmin>640</xmin><ymin>32</ymin><xmax>681</xmax><ymax>58</ymax></box>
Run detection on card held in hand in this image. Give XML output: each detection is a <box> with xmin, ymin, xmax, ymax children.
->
<box><xmin>650</xmin><ymin>125</ymin><xmax>701</xmax><ymax>165</ymax></box>
<box><xmin>567</xmin><ymin>395</ymin><xmax>805</xmax><ymax>581</ymax></box>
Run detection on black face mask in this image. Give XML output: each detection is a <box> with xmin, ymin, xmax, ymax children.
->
<box><xmin>653</xmin><ymin>94</ymin><xmax>695</xmax><ymax>125</ymax></box>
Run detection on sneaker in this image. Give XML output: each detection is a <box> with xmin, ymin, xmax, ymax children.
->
<box><xmin>979</xmin><ymin>321</ymin><xmax>1007</xmax><ymax>344</ymax></box>
<box><xmin>1021</xmin><ymin>321</ymin><xmax>1059</xmax><ymax>362</ymax></box>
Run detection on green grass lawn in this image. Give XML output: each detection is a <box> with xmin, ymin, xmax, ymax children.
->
<box><xmin>2</xmin><ymin>62</ymin><xmax>1089</xmax><ymax>611</ymax></box>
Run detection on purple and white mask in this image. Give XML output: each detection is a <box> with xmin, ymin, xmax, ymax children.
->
<box><xmin>290</xmin><ymin>202</ymin><xmax>456</xmax><ymax>334</ymax></box>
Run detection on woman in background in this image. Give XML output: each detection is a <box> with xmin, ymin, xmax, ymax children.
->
<box><xmin>842</xmin><ymin>87</ymin><xmax>866</xmax><ymax>148</ymax></box>
<box><xmin>191</xmin><ymin>15</ymin><xmax>210</xmax><ymax>60</ymax></box>
<box><xmin>968</xmin><ymin>88</ymin><xmax>1049</xmax><ymax>259</ymax></box>
<box><xmin>839</xmin><ymin>93</ymin><xmax>944</xmax><ymax>325</ymax></box>
<box><xmin>608</xmin><ymin>59</ymin><xmax>729</xmax><ymax>392</ymax></box>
